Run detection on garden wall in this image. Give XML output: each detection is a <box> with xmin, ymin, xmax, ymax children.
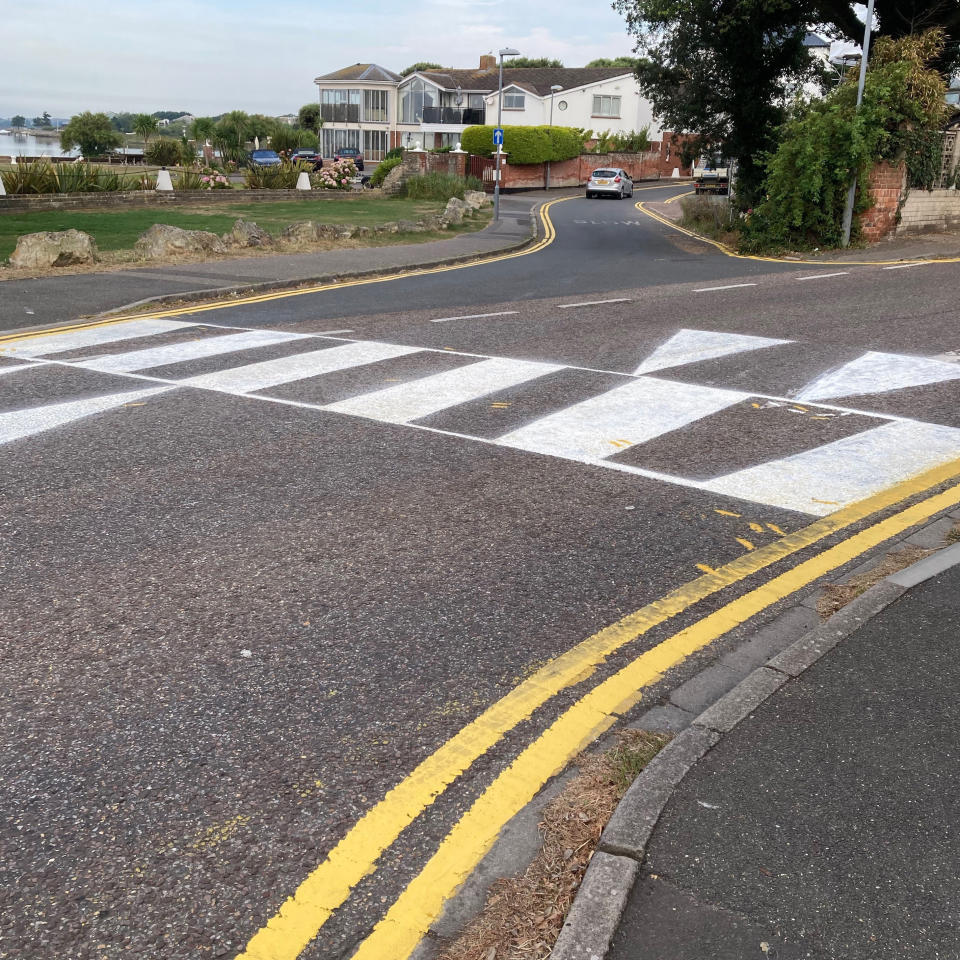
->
<box><xmin>487</xmin><ymin>151</ymin><xmax>671</xmax><ymax>191</ymax></box>
<box><xmin>0</xmin><ymin>189</ymin><xmax>364</xmax><ymax>215</ymax></box>
<box><xmin>860</xmin><ymin>160</ymin><xmax>960</xmax><ymax>240</ymax></box>
<box><xmin>860</xmin><ymin>162</ymin><xmax>906</xmax><ymax>242</ymax></box>
<box><xmin>896</xmin><ymin>187</ymin><xmax>960</xmax><ymax>234</ymax></box>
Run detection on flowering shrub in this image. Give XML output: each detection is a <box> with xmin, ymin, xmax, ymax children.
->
<box><xmin>199</xmin><ymin>167</ymin><xmax>231</xmax><ymax>190</ymax></box>
<box><xmin>312</xmin><ymin>158</ymin><xmax>358</xmax><ymax>190</ymax></box>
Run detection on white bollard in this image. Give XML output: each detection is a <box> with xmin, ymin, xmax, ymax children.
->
<box><xmin>155</xmin><ymin>168</ymin><xmax>174</xmax><ymax>192</ymax></box>
<box><xmin>0</xmin><ymin>171</ymin><xmax>5</xmax><ymax>196</ymax></box>
<box><xmin>296</xmin><ymin>171</ymin><xmax>311</xmax><ymax>191</ymax></box>
<box><xmin>671</xmin><ymin>167</ymin><xmax>680</xmax><ymax>178</ymax></box>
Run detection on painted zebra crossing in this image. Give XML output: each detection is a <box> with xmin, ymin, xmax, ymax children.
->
<box><xmin>2</xmin><ymin>319</ymin><xmax>960</xmax><ymax>517</ymax></box>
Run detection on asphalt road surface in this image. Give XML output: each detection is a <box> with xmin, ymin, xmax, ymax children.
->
<box><xmin>3</xmin><ymin>185</ymin><xmax>960</xmax><ymax>960</ymax></box>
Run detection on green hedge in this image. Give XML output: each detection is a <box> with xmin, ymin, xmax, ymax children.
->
<box><xmin>460</xmin><ymin>125</ymin><xmax>584</xmax><ymax>164</ymax></box>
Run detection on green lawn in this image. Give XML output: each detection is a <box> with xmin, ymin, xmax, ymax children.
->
<box><xmin>0</xmin><ymin>197</ymin><xmax>454</xmax><ymax>260</ymax></box>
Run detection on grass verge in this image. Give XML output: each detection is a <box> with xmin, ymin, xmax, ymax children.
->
<box><xmin>437</xmin><ymin>730</ymin><xmax>669</xmax><ymax>960</ymax></box>
<box><xmin>679</xmin><ymin>195</ymin><xmax>741</xmax><ymax>249</ymax></box>
<box><xmin>0</xmin><ymin>197</ymin><xmax>451</xmax><ymax>260</ymax></box>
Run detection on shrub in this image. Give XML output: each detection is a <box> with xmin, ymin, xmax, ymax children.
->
<box><xmin>399</xmin><ymin>173</ymin><xmax>483</xmax><ymax>200</ymax></box>
<box><xmin>0</xmin><ymin>159</ymin><xmax>154</xmax><ymax>194</ymax></box>
<box><xmin>461</xmin><ymin>125</ymin><xmax>584</xmax><ymax>164</ymax></box>
<box><xmin>145</xmin><ymin>138</ymin><xmax>183</xmax><ymax>167</ymax></box>
<box><xmin>312</xmin><ymin>158</ymin><xmax>359</xmax><ymax>189</ymax></box>
<box><xmin>370</xmin><ymin>155</ymin><xmax>402</xmax><ymax>187</ymax></box>
<box><xmin>271</xmin><ymin>125</ymin><xmax>319</xmax><ymax>153</ymax></box>
<box><xmin>244</xmin><ymin>161</ymin><xmax>313</xmax><ymax>189</ymax></box>
<box><xmin>384</xmin><ymin>146</ymin><xmax>404</xmax><ymax>161</ymax></box>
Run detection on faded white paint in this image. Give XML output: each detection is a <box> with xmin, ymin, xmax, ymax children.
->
<box><xmin>325</xmin><ymin>357</ymin><xmax>564</xmax><ymax>424</ymax></box>
<box><xmin>179</xmin><ymin>341</ymin><xmax>422</xmax><ymax>394</ymax></box>
<box><xmin>702</xmin><ymin>420</ymin><xmax>960</xmax><ymax>515</ymax></box>
<box><xmin>497</xmin><ymin>376</ymin><xmax>748</xmax><ymax>463</ymax></box>
<box><xmin>633</xmin><ymin>329</ymin><xmax>791</xmax><ymax>376</ymax></box>
<box><xmin>797</xmin><ymin>351</ymin><xmax>960</xmax><ymax>402</ymax></box>
<box><xmin>0</xmin><ymin>387</ymin><xmax>171</xmax><ymax>446</ymax></box>
<box><xmin>1</xmin><ymin>319</ymin><xmax>196</xmax><ymax>358</ymax></box>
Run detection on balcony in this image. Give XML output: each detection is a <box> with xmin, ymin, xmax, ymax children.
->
<box><xmin>419</xmin><ymin>106</ymin><xmax>485</xmax><ymax>127</ymax></box>
<box><xmin>320</xmin><ymin>104</ymin><xmax>360</xmax><ymax>123</ymax></box>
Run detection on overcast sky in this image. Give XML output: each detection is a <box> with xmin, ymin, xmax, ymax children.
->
<box><xmin>2</xmin><ymin>0</ymin><xmax>638</xmax><ymax>118</ymax></box>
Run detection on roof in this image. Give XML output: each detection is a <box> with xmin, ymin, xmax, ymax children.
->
<box><xmin>803</xmin><ymin>33</ymin><xmax>830</xmax><ymax>48</ymax></box>
<box><xmin>412</xmin><ymin>66</ymin><xmax>632</xmax><ymax>96</ymax></box>
<box><xmin>315</xmin><ymin>63</ymin><xmax>400</xmax><ymax>83</ymax></box>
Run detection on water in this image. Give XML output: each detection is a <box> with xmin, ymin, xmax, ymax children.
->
<box><xmin>0</xmin><ymin>132</ymin><xmax>79</xmax><ymax>158</ymax></box>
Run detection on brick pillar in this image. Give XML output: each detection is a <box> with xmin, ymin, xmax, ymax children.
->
<box><xmin>860</xmin><ymin>161</ymin><xmax>907</xmax><ymax>242</ymax></box>
<box><xmin>451</xmin><ymin>149</ymin><xmax>467</xmax><ymax>178</ymax></box>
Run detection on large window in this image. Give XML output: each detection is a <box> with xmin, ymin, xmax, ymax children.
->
<box><xmin>592</xmin><ymin>95</ymin><xmax>621</xmax><ymax>117</ymax></box>
<box><xmin>364</xmin><ymin>89</ymin><xmax>388</xmax><ymax>122</ymax></box>
<box><xmin>322</xmin><ymin>128</ymin><xmax>360</xmax><ymax>157</ymax></box>
<box><xmin>399</xmin><ymin>77</ymin><xmax>437</xmax><ymax>123</ymax></box>
<box><xmin>320</xmin><ymin>89</ymin><xmax>360</xmax><ymax>123</ymax></box>
<box><xmin>363</xmin><ymin>129</ymin><xmax>389</xmax><ymax>161</ymax></box>
<box><xmin>503</xmin><ymin>90</ymin><xmax>525</xmax><ymax>109</ymax></box>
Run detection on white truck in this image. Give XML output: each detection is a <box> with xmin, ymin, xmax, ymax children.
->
<box><xmin>693</xmin><ymin>162</ymin><xmax>730</xmax><ymax>196</ymax></box>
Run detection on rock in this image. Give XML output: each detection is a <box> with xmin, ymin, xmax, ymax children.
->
<box><xmin>375</xmin><ymin>221</ymin><xmax>400</xmax><ymax>234</ymax></box>
<box><xmin>418</xmin><ymin>215</ymin><xmax>447</xmax><ymax>231</ymax></box>
<box><xmin>353</xmin><ymin>226</ymin><xmax>372</xmax><ymax>238</ymax></box>
<box><xmin>395</xmin><ymin>219</ymin><xmax>424</xmax><ymax>234</ymax></box>
<box><xmin>135</xmin><ymin>223</ymin><xmax>225</xmax><ymax>258</ymax></box>
<box><xmin>223</xmin><ymin>219</ymin><xmax>273</xmax><ymax>248</ymax></box>
<box><xmin>336</xmin><ymin>225</ymin><xmax>357</xmax><ymax>239</ymax></box>
<box><xmin>381</xmin><ymin>164</ymin><xmax>406</xmax><ymax>196</ymax></box>
<box><xmin>279</xmin><ymin>221</ymin><xmax>321</xmax><ymax>246</ymax></box>
<box><xmin>442</xmin><ymin>197</ymin><xmax>469</xmax><ymax>224</ymax></box>
<box><xmin>9</xmin><ymin>229</ymin><xmax>99</xmax><ymax>269</ymax></box>
<box><xmin>464</xmin><ymin>190</ymin><xmax>490</xmax><ymax>209</ymax></box>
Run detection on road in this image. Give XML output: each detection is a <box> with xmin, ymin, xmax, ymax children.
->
<box><xmin>2</xmin><ymin>184</ymin><xmax>960</xmax><ymax>960</ymax></box>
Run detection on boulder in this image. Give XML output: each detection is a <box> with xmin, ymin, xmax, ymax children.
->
<box><xmin>395</xmin><ymin>219</ymin><xmax>424</xmax><ymax>234</ymax></box>
<box><xmin>224</xmin><ymin>219</ymin><xmax>273</xmax><ymax>248</ymax></box>
<box><xmin>464</xmin><ymin>190</ymin><xmax>490</xmax><ymax>210</ymax></box>
<box><xmin>135</xmin><ymin>223</ymin><xmax>225</xmax><ymax>259</ymax></box>
<box><xmin>376</xmin><ymin>221</ymin><xmax>400</xmax><ymax>234</ymax></box>
<box><xmin>279</xmin><ymin>221</ymin><xmax>321</xmax><ymax>246</ymax></box>
<box><xmin>442</xmin><ymin>196</ymin><xmax>469</xmax><ymax>225</ymax></box>
<box><xmin>336</xmin><ymin>225</ymin><xmax>357</xmax><ymax>239</ymax></box>
<box><xmin>418</xmin><ymin>215</ymin><xmax>447</xmax><ymax>232</ymax></box>
<box><xmin>9</xmin><ymin>230</ymin><xmax>99</xmax><ymax>269</ymax></box>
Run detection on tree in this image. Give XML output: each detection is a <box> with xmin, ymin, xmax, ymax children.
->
<box><xmin>111</xmin><ymin>112</ymin><xmax>134</xmax><ymax>133</ymax></box>
<box><xmin>505</xmin><ymin>57</ymin><xmax>564</xmax><ymax>68</ymax></box>
<box><xmin>11</xmin><ymin>115</ymin><xmax>26</xmax><ymax>130</ymax></box>
<box><xmin>400</xmin><ymin>62</ymin><xmax>443</xmax><ymax>76</ymax></box>
<box><xmin>133</xmin><ymin>113</ymin><xmax>157</xmax><ymax>152</ymax></box>
<box><xmin>248</xmin><ymin>113</ymin><xmax>279</xmax><ymax>143</ymax></box>
<box><xmin>32</xmin><ymin>111</ymin><xmax>51</xmax><ymax>128</ymax></box>
<box><xmin>298</xmin><ymin>103</ymin><xmax>322</xmax><ymax>134</ymax></box>
<box><xmin>189</xmin><ymin>116</ymin><xmax>216</xmax><ymax>143</ymax></box>
<box><xmin>585</xmin><ymin>57</ymin><xmax>638</xmax><ymax>68</ymax></box>
<box><xmin>59</xmin><ymin>112</ymin><xmax>122</xmax><ymax>157</ymax></box>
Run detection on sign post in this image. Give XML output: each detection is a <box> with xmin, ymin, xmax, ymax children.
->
<box><xmin>493</xmin><ymin>127</ymin><xmax>505</xmax><ymax>221</ymax></box>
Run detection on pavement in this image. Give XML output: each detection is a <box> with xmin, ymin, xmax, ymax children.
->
<box><xmin>0</xmin><ymin>194</ymin><xmax>541</xmax><ymax>331</ymax></box>
<box><xmin>572</xmin><ymin>542</ymin><xmax>960</xmax><ymax>960</ymax></box>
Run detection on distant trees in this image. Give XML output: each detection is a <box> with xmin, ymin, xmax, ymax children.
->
<box><xmin>189</xmin><ymin>116</ymin><xmax>216</xmax><ymax>144</ymax></box>
<box><xmin>585</xmin><ymin>56</ymin><xmax>637</xmax><ymax>68</ymax></box>
<box><xmin>32</xmin><ymin>111</ymin><xmax>52</xmax><ymax>128</ymax></box>
<box><xmin>11</xmin><ymin>115</ymin><xmax>26</xmax><ymax>129</ymax></box>
<box><xmin>400</xmin><ymin>62</ymin><xmax>443</xmax><ymax>76</ymax></box>
<box><xmin>133</xmin><ymin>113</ymin><xmax>158</xmax><ymax>152</ymax></box>
<box><xmin>505</xmin><ymin>57</ymin><xmax>564</xmax><ymax>68</ymax></box>
<box><xmin>59</xmin><ymin>112</ymin><xmax>122</xmax><ymax>157</ymax></box>
<box><xmin>298</xmin><ymin>103</ymin><xmax>322</xmax><ymax>134</ymax></box>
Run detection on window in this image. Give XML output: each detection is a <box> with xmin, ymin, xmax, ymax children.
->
<box><xmin>322</xmin><ymin>128</ymin><xmax>360</xmax><ymax>157</ymax></box>
<box><xmin>363</xmin><ymin>129</ymin><xmax>389</xmax><ymax>161</ymax></box>
<box><xmin>503</xmin><ymin>91</ymin><xmax>525</xmax><ymax>109</ymax></box>
<box><xmin>438</xmin><ymin>132</ymin><xmax>461</xmax><ymax>148</ymax></box>
<box><xmin>557</xmin><ymin>100</ymin><xmax>568</xmax><ymax>111</ymax></box>
<box><xmin>320</xmin><ymin>89</ymin><xmax>360</xmax><ymax>123</ymax></box>
<box><xmin>399</xmin><ymin>77</ymin><xmax>437</xmax><ymax>123</ymax></box>
<box><xmin>363</xmin><ymin>89</ymin><xmax>388</xmax><ymax>123</ymax></box>
<box><xmin>592</xmin><ymin>94</ymin><xmax>621</xmax><ymax>117</ymax></box>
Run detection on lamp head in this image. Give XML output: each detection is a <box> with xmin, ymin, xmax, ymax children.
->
<box><xmin>499</xmin><ymin>47</ymin><xmax>520</xmax><ymax>57</ymax></box>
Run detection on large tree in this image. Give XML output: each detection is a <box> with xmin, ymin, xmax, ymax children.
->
<box><xmin>11</xmin><ymin>115</ymin><xmax>26</xmax><ymax>129</ymax></box>
<box><xmin>132</xmin><ymin>113</ymin><xmax>157</xmax><ymax>151</ymax></box>
<box><xmin>59</xmin><ymin>112</ymin><xmax>122</xmax><ymax>157</ymax></box>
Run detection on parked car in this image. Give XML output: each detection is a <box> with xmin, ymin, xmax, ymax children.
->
<box><xmin>290</xmin><ymin>148</ymin><xmax>322</xmax><ymax>170</ymax></box>
<box><xmin>585</xmin><ymin>168</ymin><xmax>634</xmax><ymax>199</ymax></box>
<box><xmin>333</xmin><ymin>146</ymin><xmax>364</xmax><ymax>171</ymax></box>
<box><xmin>249</xmin><ymin>149</ymin><xmax>282</xmax><ymax>167</ymax></box>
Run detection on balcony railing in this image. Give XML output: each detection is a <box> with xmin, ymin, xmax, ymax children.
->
<box><xmin>320</xmin><ymin>104</ymin><xmax>360</xmax><ymax>123</ymax></box>
<box><xmin>420</xmin><ymin>107</ymin><xmax>485</xmax><ymax>126</ymax></box>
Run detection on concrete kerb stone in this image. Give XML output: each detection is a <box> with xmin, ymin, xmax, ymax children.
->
<box><xmin>548</xmin><ymin>514</ymin><xmax>960</xmax><ymax>960</ymax></box>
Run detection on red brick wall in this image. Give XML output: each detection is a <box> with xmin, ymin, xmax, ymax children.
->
<box><xmin>492</xmin><ymin>150</ymin><xmax>669</xmax><ymax>190</ymax></box>
<box><xmin>861</xmin><ymin>161</ymin><xmax>906</xmax><ymax>242</ymax></box>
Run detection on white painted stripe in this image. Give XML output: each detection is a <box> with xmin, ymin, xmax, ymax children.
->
<box><xmin>430</xmin><ymin>311</ymin><xmax>519</xmax><ymax>323</ymax></box>
<box><xmin>633</xmin><ymin>329</ymin><xmax>792</xmax><ymax>376</ymax></box>
<box><xmin>693</xmin><ymin>283</ymin><xmax>757</xmax><ymax>292</ymax></box>
<box><xmin>702</xmin><ymin>420</ymin><xmax>960</xmax><ymax>516</ymax></box>
<box><xmin>882</xmin><ymin>263</ymin><xmax>922</xmax><ymax>270</ymax></box>
<box><xmin>77</xmin><ymin>329</ymin><xmax>309</xmax><ymax>373</ymax></box>
<box><xmin>0</xmin><ymin>387</ymin><xmax>171</xmax><ymax>446</ymax></box>
<box><xmin>325</xmin><ymin>357</ymin><xmax>564</xmax><ymax>424</ymax></box>
<box><xmin>0</xmin><ymin>364</ymin><xmax>35</xmax><ymax>378</ymax></box>
<box><xmin>497</xmin><ymin>376</ymin><xmax>748</xmax><ymax>463</ymax></box>
<box><xmin>179</xmin><ymin>340</ymin><xmax>422</xmax><ymax>394</ymax></box>
<box><xmin>795</xmin><ymin>272</ymin><xmax>849</xmax><ymax>281</ymax></box>
<box><xmin>0</xmin><ymin>319</ymin><xmax>196</xmax><ymax>358</ymax></box>
<box><xmin>556</xmin><ymin>299</ymin><xmax>632</xmax><ymax>309</ymax></box>
<box><xmin>796</xmin><ymin>351</ymin><xmax>960</xmax><ymax>402</ymax></box>
<box><xmin>313</xmin><ymin>329</ymin><xmax>355</xmax><ymax>335</ymax></box>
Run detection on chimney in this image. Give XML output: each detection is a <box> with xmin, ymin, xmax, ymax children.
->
<box><xmin>479</xmin><ymin>54</ymin><xmax>497</xmax><ymax>71</ymax></box>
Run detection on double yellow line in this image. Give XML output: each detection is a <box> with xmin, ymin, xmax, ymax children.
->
<box><xmin>238</xmin><ymin>455</ymin><xmax>960</xmax><ymax>960</ymax></box>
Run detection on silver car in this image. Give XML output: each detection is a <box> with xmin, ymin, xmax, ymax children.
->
<box><xmin>585</xmin><ymin>168</ymin><xmax>634</xmax><ymax>199</ymax></box>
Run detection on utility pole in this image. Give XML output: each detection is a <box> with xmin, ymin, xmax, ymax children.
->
<box><xmin>494</xmin><ymin>47</ymin><xmax>520</xmax><ymax>222</ymax></box>
<box><xmin>841</xmin><ymin>0</ymin><xmax>876</xmax><ymax>247</ymax></box>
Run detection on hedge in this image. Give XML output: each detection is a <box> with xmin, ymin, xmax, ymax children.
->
<box><xmin>460</xmin><ymin>125</ymin><xmax>583</xmax><ymax>164</ymax></box>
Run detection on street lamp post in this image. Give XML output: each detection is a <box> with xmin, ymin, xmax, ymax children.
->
<box><xmin>546</xmin><ymin>84</ymin><xmax>563</xmax><ymax>190</ymax></box>
<box><xmin>494</xmin><ymin>46</ymin><xmax>520</xmax><ymax>222</ymax></box>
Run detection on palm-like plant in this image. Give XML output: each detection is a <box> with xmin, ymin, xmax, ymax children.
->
<box><xmin>133</xmin><ymin>113</ymin><xmax>157</xmax><ymax>153</ymax></box>
<box><xmin>189</xmin><ymin>116</ymin><xmax>216</xmax><ymax>145</ymax></box>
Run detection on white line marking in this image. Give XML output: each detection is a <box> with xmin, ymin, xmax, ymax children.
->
<box><xmin>634</xmin><ymin>329</ymin><xmax>792</xmax><ymax>376</ymax></box>
<box><xmin>312</xmin><ymin>328</ymin><xmax>355</xmax><ymax>335</ymax></box>
<box><xmin>76</xmin><ymin>330</ymin><xmax>309</xmax><ymax>373</ymax></box>
<box><xmin>882</xmin><ymin>263</ymin><xmax>922</xmax><ymax>270</ymax></box>
<box><xmin>179</xmin><ymin>341</ymin><xmax>422</xmax><ymax>394</ymax></box>
<box><xmin>692</xmin><ymin>284</ymin><xmax>757</xmax><ymax>293</ymax></box>
<box><xmin>0</xmin><ymin>387</ymin><xmax>172</xmax><ymax>446</ymax></box>
<box><xmin>497</xmin><ymin>376</ymin><xmax>748</xmax><ymax>462</ymax></box>
<box><xmin>796</xmin><ymin>351</ymin><xmax>960</xmax><ymax>402</ymax></box>
<box><xmin>0</xmin><ymin>318</ymin><xmax>196</xmax><ymax>358</ymax></box>
<box><xmin>324</xmin><ymin>357</ymin><xmax>563</xmax><ymax>424</ymax></box>
<box><xmin>430</xmin><ymin>311</ymin><xmax>519</xmax><ymax>324</ymax></box>
<box><xmin>556</xmin><ymin>299</ymin><xmax>633</xmax><ymax>309</ymax></box>
<box><xmin>795</xmin><ymin>272</ymin><xmax>850</xmax><ymax>281</ymax></box>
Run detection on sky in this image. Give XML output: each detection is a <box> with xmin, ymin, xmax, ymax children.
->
<box><xmin>1</xmin><ymin>0</ymin><xmax>638</xmax><ymax>118</ymax></box>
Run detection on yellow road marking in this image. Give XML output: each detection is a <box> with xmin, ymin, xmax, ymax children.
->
<box><xmin>237</xmin><ymin>455</ymin><xmax>960</xmax><ymax>960</ymax></box>
<box><xmin>352</xmin><ymin>478</ymin><xmax>960</xmax><ymax>960</ymax></box>
<box><xmin>736</xmin><ymin>537</ymin><xmax>756</xmax><ymax>551</ymax></box>
<box><xmin>767</xmin><ymin>523</ymin><xmax>787</xmax><ymax>536</ymax></box>
<box><xmin>714</xmin><ymin>509</ymin><xmax>741</xmax><ymax>518</ymax></box>
<box><xmin>635</xmin><ymin>199</ymin><xmax>960</xmax><ymax>267</ymax></box>
<box><xmin>695</xmin><ymin>563</ymin><xmax>716</xmax><ymax>575</ymax></box>
<box><xmin>748</xmin><ymin>522</ymin><xmax>765</xmax><ymax>534</ymax></box>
